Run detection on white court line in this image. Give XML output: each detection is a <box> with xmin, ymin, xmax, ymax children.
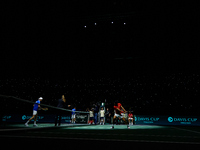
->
<box><xmin>171</xmin><ymin>126</ymin><xmax>200</xmax><ymax>135</ymax></box>
<box><xmin>0</xmin><ymin>135</ymin><xmax>200</xmax><ymax>145</ymax></box>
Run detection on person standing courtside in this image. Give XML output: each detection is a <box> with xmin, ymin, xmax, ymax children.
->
<box><xmin>94</xmin><ymin>104</ymin><xmax>99</xmax><ymax>125</ymax></box>
<box><xmin>55</xmin><ymin>95</ymin><xmax>70</xmax><ymax>126</ymax></box>
<box><xmin>100</xmin><ymin>107</ymin><xmax>105</xmax><ymax>125</ymax></box>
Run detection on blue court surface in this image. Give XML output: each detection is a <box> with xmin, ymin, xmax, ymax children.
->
<box><xmin>1</xmin><ymin>124</ymin><xmax>200</xmax><ymax>148</ymax></box>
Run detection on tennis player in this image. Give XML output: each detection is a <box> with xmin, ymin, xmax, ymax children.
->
<box><xmin>71</xmin><ymin>107</ymin><xmax>76</xmax><ymax>124</ymax></box>
<box><xmin>111</xmin><ymin>101</ymin><xmax>129</xmax><ymax>129</ymax></box>
<box><xmin>100</xmin><ymin>107</ymin><xmax>105</xmax><ymax>125</ymax></box>
<box><xmin>128</xmin><ymin>111</ymin><xmax>133</xmax><ymax>125</ymax></box>
<box><xmin>89</xmin><ymin>108</ymin><xmax>94</xmax><ymax>124</ymax></box>
<box><xmin>25</xmin><ymin>97</ymin><xmax>43</xmax><ymax>127</ymax></box>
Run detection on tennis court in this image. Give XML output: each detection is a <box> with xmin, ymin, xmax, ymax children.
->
<box><xmin>1</xmin><ymin>124</ymin><xmax>200</xmax><ymax>148</ymax></box>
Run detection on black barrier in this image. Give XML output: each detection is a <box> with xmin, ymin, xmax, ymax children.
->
<box><xmin>1</xmin><ymin>114</ymin><xmax>89</xmax><ymax>124</ymax></box>
<box><xmin>135</xmin><ymin>115</ymin><xmax>200</xmax><ymax>126</ymax></box>
<box><xmin>76</xmin><ymin>114</ymin><xmax>89</xmax><ymax>123</ymax></box>
<box><xmin>2</xmin><ymin>114</ymin><xmax>200</xmax><ymax>126</ymax></box>
<box><xmin>2</xmin><ymin>114</ymin><xmax>59</xmax><ymax>123</ymax></box>
<box><xmin>166</xmin><ymin>116</ymin><xmax>199</xmax><ymax>126</ymax></box>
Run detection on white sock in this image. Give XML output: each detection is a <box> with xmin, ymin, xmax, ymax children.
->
<box><xmin>26</xmin><ymin>120</ymin><xmax>29</xmax><ymax>124</ymax></box>
<box><xmin>34</xmin><ymin>121</ymin><xmax>36</xmax><ymax>125</ymax></box>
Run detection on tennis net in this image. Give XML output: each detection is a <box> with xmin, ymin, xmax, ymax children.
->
<box><xmin>0</xmin><ymin>94</ymin><xmax>89</xmax><ymax>128</ymax></box>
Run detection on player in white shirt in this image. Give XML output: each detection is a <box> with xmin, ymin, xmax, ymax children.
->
<box><xmin>89</xmin><ymin>108</ymin><xmax>94</xmax><ymax>124</ymax></box>
<box><xmin>100</xmin><ymin>107</ymin><xmax>105</xmax><ymax>125</ymax></box>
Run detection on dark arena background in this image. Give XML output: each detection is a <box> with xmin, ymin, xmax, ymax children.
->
<box><xmin>1</xmin><ymin>1</ymin><xmax>200</xmax><ymax>148</ymax></box>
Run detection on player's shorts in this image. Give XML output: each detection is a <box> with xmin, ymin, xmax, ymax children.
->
<box><xmin>128</xmin><ymin>118</ymin><xmax>133</xmax><ymax>120</ymax></box>
<box><xmin>71</xmin><ymin>114</ymin><xmax>76</xmax><ymax>119</ymax></box>
<box><xmin>33</xmin><ymin>110</ymin><xmax>37</xmax><ymax>115</ymax></box>
<box><xmin>100</xmin><ymin>117</ymin><xmax>104</xmax><ymax>120</ymax></box>
<box><xmin>114</xmin><ymin>114</ymin><xmax>122</xmax><ymax>118</ymax></box>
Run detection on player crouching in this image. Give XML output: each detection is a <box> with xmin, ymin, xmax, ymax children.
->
<box><xmin>110</xmin><ymin>101</ymin><xmax>130</xmax><ymax>129</ymax></box>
